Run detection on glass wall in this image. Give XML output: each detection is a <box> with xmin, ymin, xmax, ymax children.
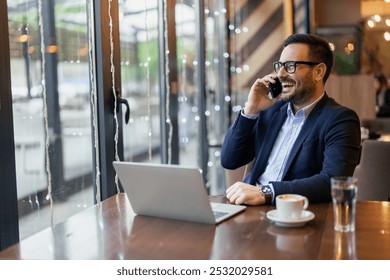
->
<box><xmin>119</xmin><ymin>0</ymin><xmax>161</xmax><ymax>163</ymax></box>
<box><xmin>8</xmin><ymin>0</ymin><xmax>93</xmax><ymax>240</ymax></box>
<box><xmin>118</xmin><ymin>0</ymin><xmax>229</xmax><ymax>194</ymax></box>
<box><xmin>5</xmin><ymin>0</ymin><xmax>231</xmax><ymax>242</ymax></box>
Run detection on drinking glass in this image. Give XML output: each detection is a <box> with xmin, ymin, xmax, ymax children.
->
<box><xmin>331</xmin><ymin>176</ymin><xmax>358</xmax><ymax>232</ymax></box>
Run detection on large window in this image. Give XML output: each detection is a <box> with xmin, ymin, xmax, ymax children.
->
<box><xmin>8</xmin><ymin>0</ymin><xmax>94</xmax><ymax>240</ymax></box>
<box><xmin>118</xmin><ymin>0</ymin><xmax>229</xmax><ymax>193</ymax></box>
<box><xmin>119</xmin><ymin>1</ymin><xmax>161</xmax><ymax>163</ymax></box>
<box><xmin>3</xmin><ymin>0</ymin><xmax>231</xmax><ymax>245</ymax></box>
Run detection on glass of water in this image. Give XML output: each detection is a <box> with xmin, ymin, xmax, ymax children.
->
<box><xmin>331</xmin><ymin>176</ymin><xmax>358</xmax><ymax>232</ymax></box>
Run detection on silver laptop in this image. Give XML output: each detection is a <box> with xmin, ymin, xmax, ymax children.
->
<box><xmin>113</xmin><ymin>161</ymin><xmax>246</xmax><ymax>224</ymax></box>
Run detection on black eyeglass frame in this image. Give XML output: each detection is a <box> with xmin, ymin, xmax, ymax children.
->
<box><xmin>273</xmin><ymin>61</ymin><xmax>320</xmax><ymax>74</ymax></box>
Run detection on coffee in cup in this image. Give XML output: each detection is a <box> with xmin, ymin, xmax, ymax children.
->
<box><xmin>275</xmin><ymin>194</ymin><xmax>309</xmax><ymax>220</ymax></box>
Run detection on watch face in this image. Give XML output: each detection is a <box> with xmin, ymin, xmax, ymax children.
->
<box><xmin>261</xmin><ymin>185</ymin><xmax>272</xmax><ymax>195</ymax></box>
<box><xmin>261</xmin><ymin>185</ymin><xmax>273</xmax><ymax>204</ymax></box>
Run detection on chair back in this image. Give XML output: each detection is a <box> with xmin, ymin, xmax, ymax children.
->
<box><xmin>353</xmin><ymin>140</ymin><xmax>390</xmax><ymax>201</ymax></box>
<box><xmin>224</xmin><ymin>161</ymin><xmax>253</xmax><ymax>188</ymax></box>
<box><xmin>361</xmin><ymin>118</ymin><xmax>390</xmax><ymax>133</ymax></box>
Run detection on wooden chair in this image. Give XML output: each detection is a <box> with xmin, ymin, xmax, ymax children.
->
<box><xmin>353</xmin><ymin>140</ymin><xmax>390</xmax><ymax>201</ymax></box>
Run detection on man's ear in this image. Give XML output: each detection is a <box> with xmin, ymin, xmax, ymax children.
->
<box><xmin>314</xmin><ymin>63</ymin><xmax>326</xmax><ymax>81</ymax></box>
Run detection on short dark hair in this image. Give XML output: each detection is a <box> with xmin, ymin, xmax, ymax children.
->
<box><xmin>283</xmin><ymin>34</ymin><xmax>334</xmax><ymax>83</ymax></box>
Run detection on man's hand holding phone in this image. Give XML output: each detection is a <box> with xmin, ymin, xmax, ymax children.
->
<box><xmin>244</xmin><ymin>76</ymin><xmax>280</xmax><ymax>115</ymax></box>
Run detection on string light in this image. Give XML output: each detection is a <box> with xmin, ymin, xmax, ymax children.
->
<box><xmin>373</xmin><ymin>14</ymin><xmax>382</xmax><ymax>22</ymax></box>
<box><xmin>384</xmin><ymin>32</ymin><xmax>390</xmax><ymax>41</ymax></box>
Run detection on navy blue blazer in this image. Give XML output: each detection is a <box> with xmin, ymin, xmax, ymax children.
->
<box><xmin>221</xmin><ymin>93</ymin><xmax>361</xmax><ymax>203</ymax></box>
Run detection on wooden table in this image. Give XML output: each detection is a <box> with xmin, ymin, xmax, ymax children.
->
<box><xmin>0</xmin><ymin>193</ymin><xmax>389</xmax><ymax>260</ymax></box>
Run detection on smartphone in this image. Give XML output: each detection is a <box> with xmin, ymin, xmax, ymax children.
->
<box><xmin>269</xmin><ymin>78</ymin><xmax>282</xmax><ymax>98</ymax></box>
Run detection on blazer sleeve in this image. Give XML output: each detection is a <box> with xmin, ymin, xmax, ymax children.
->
<box><xmin>221</xmin><ymin>112</ymin><xmax>257</xmax><ymax>170</ymax></box>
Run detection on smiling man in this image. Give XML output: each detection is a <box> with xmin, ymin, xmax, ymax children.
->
<box><xmin>221</xmin><ymin>33</ymin><xmax>361</xmax><ymax>206</ymax></box>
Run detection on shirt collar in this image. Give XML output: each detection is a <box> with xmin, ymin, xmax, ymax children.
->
<box><xmin>287</xmin><ymin>92</ymin><xmax>325</xmax><ymax>118</ymax></box>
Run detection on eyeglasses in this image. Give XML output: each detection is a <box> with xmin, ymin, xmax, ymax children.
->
<box><xmin>273</xmin><ymin>61</ymin><xmax>320</xmax><ymax>74</ymax></box>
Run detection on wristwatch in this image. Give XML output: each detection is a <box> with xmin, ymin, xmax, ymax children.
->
<box><xmin>260</xmin><ymin>184</ymin><xmax>273</xmax><ymax>204</ymax></box>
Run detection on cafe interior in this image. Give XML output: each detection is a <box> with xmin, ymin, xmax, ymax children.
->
<box><xmin>0</xmin><ymin>0</ymin><xmax>390</xmax><ymax>260</ymax></box>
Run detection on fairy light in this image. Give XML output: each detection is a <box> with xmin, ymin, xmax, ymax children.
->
<box><xmin>373</xmin><ymin>14</ymin><xmax>382</xmax><ymax>22</ymax></box>
<box><xmin>37</xmin><ymin>0</ymin><xmax>54</xmax><ymax>224</ymax></box>
<box><xmin>164</xmin><ymin>0</ymin><xmax>173</xmax><ymax>163</ymax></box>
<box><xmin>384</xmin><ymin>32</ymin><xmax>390</xmax><ymax>41</ymax></box>
<box><xmin>144</xmin><ymin>0</ymin><xmax>153</xmax><ymax>160</ymax></box>
<box><xmin>108</xmin><ymin>0</ymin><xmax>121</xmax><ymax>194</ymax></box>
<box><xmin>88</xmin><ymin>0</ymin><xmax>101</xmax><ymax>203</ymax></box>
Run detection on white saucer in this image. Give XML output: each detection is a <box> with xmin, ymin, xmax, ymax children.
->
<box><xmin>266</xmin><ymin>210</ymin><xmax>315</xmax><ymax>227</ymax></box>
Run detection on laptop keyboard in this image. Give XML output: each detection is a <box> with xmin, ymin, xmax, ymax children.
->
<box><xmin>213</xmin><ymin>211</ymin><xmax>229</xmax><ymax>219</ymax></box>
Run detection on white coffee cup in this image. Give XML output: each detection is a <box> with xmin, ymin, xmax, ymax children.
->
<box><xmin>275</xmin><ymin>194</ymin><xmax>309</xmax><ymax>220</ymax></box>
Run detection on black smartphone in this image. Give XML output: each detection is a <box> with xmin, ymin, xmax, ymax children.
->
<box><xmin>269</xmin><ymin>78</ymin><xmax>282</xmax><ymax>98</ymax></box>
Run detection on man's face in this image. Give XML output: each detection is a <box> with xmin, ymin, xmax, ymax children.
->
<box><xmin>277</xmin><ymin>43</ymin><xmax>317</xmax><ymax>107</ymax></box>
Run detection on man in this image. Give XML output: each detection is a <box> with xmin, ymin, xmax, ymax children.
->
<box><xmin>374</xmin><ymin>72</ymin><xmax>390</xmax><ymax>117</ymax></box>
<box><xmin>221</xmin><ymin>33</ymin><xmax>361</xmax><ymax>205</ymax></box>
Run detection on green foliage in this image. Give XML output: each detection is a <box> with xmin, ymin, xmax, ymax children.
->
<box><xmin>137</xmin><ymin>39</ymin><xmax>159</xmax><ymax>82</ymax></box>
<box><xmin>334</xmin><ymin>51</ymin><xmax>359</xmax><ymax>75</ymax></box>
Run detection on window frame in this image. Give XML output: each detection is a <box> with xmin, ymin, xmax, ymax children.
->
<box><xmin>0</xmin><ymin>0</ymin><xmax>19</xmax><ymax>250</ymax></box>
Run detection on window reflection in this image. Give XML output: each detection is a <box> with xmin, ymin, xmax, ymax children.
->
<box><xmin>8</xmin><ymin>0</ymin><xmax>231</xmax><ymax>241</ymax></box>
<box><xmin>8</xmin><ymin>0</ymin><xmax>93</xmax><ymax>240</ymax></box>
<box><xmin>118</xmin><ymin>0</ymin><xmax>229</xmax><ymax>194</ymax></box>
<box><xmin>119</xmin><ymin>0</ymin><xmax>161</xmax><ymax>163</ymax></box>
